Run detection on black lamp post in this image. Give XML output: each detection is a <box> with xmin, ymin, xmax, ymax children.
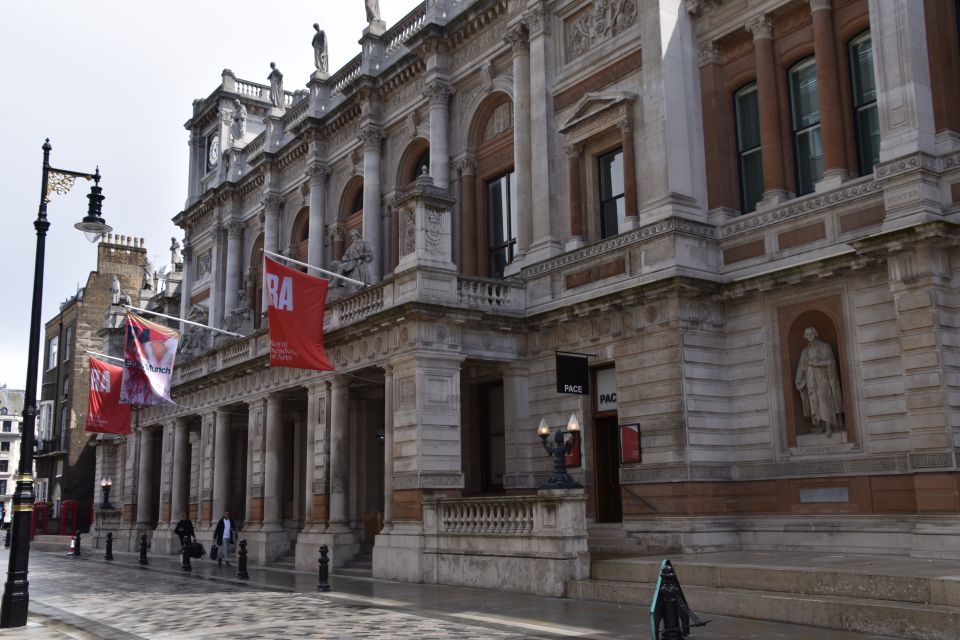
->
<box><xmin>100</xmin><ymin>478</ymin><xmax>113</xmax><ymax>509</ymax></box>
<box><xmin>1</xmin><ymin>139</ymin><xmax>111</xmax><ymax>628</ymax></box>
<box><xmin>537</xmin><ymin>413</ymin><xmax>583</xmax><ymax>489</ymax></box>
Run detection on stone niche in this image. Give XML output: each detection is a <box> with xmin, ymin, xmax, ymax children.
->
<box><xmin>777</xmin><ymin>294</ymin><xmax>856</xmax><ymax>450</ymax></box>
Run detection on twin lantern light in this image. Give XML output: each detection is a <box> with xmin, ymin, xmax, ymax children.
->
<box><xmin>536</xmin><ymin>413</ymin><xmax>583</xmax><ymax>489</ymax></box>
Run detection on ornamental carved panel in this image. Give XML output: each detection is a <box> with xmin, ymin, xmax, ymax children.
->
<box><xmin>565</xmin><ymin>0</ymin><xmax>638</xmax><ymax>60</ymax></box>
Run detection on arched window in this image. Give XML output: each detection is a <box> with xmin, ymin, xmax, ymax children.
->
<box><xmin>788</xmin><ymin>57</ymin><xmax>823</xmax><ymax>195</ymax></box>
<box><xmin>471</xmin><ymin>93</ymin><xmax>515</xmax><ymax>278</ymax></box>
<box><xmin>734</xmin><ymin>82</ymin><xmax>763</xmax><ymax>213</ymax></box>
<box><xmin>338</xmin><ymin>178</ymin><xmax>364</xmax><ymax>261</ymax></box>
<box><xmin>290</xmin><ymin>208</ymin><xmax>309</xmax><ymax>270</ymax></box>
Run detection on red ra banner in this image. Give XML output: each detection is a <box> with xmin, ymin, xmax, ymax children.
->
<box><xmin>264</xmin><ymin>256</ymin><xmax>334</xmax><ymax>371</ymax></box>
<box><xmin>85</xmin><ymin>357</ymin><xmax>132</xmax><ymax>434</ymax></box>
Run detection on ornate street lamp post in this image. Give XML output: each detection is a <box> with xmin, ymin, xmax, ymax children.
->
<box><xmin>537</xmin><ymin>413</ymin><xmax>583</xmax><ymax>489</ymax></box>
<box><xmin>0</xmin><ymin>139</ymin><xmax>111</xmax><ymax>628</ymax></box>
<box><xmin>100</xmin><ymin>478</ymin><xmax>113</xmax><ymax>509</ymax></box>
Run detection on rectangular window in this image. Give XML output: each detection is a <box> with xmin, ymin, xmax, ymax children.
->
<box><xmin>735</xmin><ymin>83</ymin><xmax>764</xmax><ymax>213</ymax></box>
<box><xmin>1</xmin><ymin>422</ymin><xmax>10</xmax><ymax>433</ymax></box>
<box><xmin>62</xmin><ymin>375</ymin><xmax>69</xmax><ymax>399</ymax></box>
<box><xmin>63</xmin><ymin>325</ymin><xmax>74</xmax><ymax>361</ymax></box>
<box><xmin>598</xmin><ymin>148</ymin><xmax>625</xmax><ymax>238</ymax></box>
<box><xmin>849</xmin><ymin>33</ymin><xmax>879</xmax><ymax>176</ymax></box>
<box><xmin>47</xmin><ymin>336</ymin><xmax>59</xmax><ymax>371</ymax></box>
<box><xmin>39</xmin><ymin>402</ymin><xmax>53</xmax><ymax>441</ymax></box>
<box><xmin>56</xmin><ymin>460</ymin><xmax>63</xmax><ymax>478</ymax></box>
<box><xmin>0</xmin><ymin>462</ymin><xmax>7</xmax><ymax>473</ymax></box>
<box><xmin>35</xmin><ymin>479</ymin><xmax>47</xmax><ymax>502</ymax></box>
<box><xmin>481</xmin><ymin>383</ymin><xmax>505</xmax><ymax>491</ymax></box>
<box><xmin>487</xmin><ymin>171</ymin><xmax>517</xmax><ymax>279</ymax></box>
<box><xmin>0</xmin><ymin>481</ymin><xmax>6</xmax><ymax>495</ymax></box>
<box><xmin>0</xmin><ymin>442</ymin><xmax>9</xmax><ymax>452</ymax></box>
<box><xmin>789</xmin><ymin>58</ymin><xmax>824</xmax><ymax>195</ymax></box>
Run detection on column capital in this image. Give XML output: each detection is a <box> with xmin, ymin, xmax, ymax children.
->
<box><xmin>504</xmin><ymin>24</ymin><xmax>529</xmax><ymax>55</ymax></box>
<box><xmin>455</xmin><ymin>156</ymin><xmax>476</xmax><ymax>176</ymax></box>
<box><xmin>698</xmin><ymin>41</ymin><xmax>721</xmax><ymax>66</ymax></box>
<box><xmin>262</xmin><ymin>192</ymin><xmax>282</xmax><ymax>213</ymax></box>
<box><xmin>266</xmin><ymin>393</ymin><xmax>283</xmax><ymax>408</ymax></box>
<box><xmin>306</xmin><ymin>163</ymin><xmax>330</xmax><ymax>185</ymax></box>
<box><xmin>523</xmin><ymin>3</ymin><xmax>550</xmax><ymax>37</ymax></box>
<box><xmin>330</xmin><ymin>374</ymin><xmax>350</xmax><ymax>391</ymax></box>
<box><xmin>423</xmin><ymin>81</ymin><xmax>455</xmax><ymax>108</ymax></box>
<box><xmin>358</xmin><ymin>125</ymin><xmax>384</xmax><ymax>151</ymax></box>
<box><xmin>616</xmin><ymin>119</ymin><xmax>633</xmax><ymax>135</ymax></box>
<box><xmin>745</xmin><ymin>13</ymin><xmax>774</xmax><ymax>40</ymax></box>
<box><xmin>563</xmin><ymin>143</ymin><xmax>581</xmax><ymax>159</ymax></box>
<box><xmin>212</xmin><ymin>224</ymin><xmax>227</xmax><ymax>242</ymax></box>
<box><xmin>227</xmin><ymin>221</ymin><xmax>244</xmax><ymax>239</ymax></box>
<box><xmin>808</xmin><ymin>0</ymin><xmax>832</xmax><ymax>11</ymax></box>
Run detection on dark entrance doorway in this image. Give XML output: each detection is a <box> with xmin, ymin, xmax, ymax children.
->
<box><xmin>593</xmin><ymin>415</ymin><xmax>622</xmax><ymax>522</ymax></box>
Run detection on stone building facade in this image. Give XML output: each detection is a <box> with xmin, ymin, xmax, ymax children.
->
<box><xmin>0</xmin><ymin>387</ymin><xmax>25</xmax><ymax>526</ymax></box>
<box><xmin>108</xmin><ymin>0</ymin><xmax>957</xmax><ymax>596</ymax></box>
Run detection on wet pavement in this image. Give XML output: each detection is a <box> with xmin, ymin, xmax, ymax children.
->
<box><xmin>0</xmin><ymin>547</ymin><xmax>901</xmax><ymax>639</ymax></box>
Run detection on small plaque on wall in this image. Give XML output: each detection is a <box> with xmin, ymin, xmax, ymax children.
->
<box><xmin>619</xmin><ymin>423</ymin><xmax>641</xmax><ymax>463</ymax></box>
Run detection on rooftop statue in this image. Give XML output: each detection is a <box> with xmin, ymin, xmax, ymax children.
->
<box><xmin>365</xmin><ymin>0</ymin><xmax>381</xmax><ymax>23</ymax></box>
<box><xmin>268</xmin><ymin>62</ymin><xmax>284</xmax><ymax>109</ymax></box>
<box><xmin>312</xmin><ymin>24</ymin><xmax>328</xmax><ymax>73</ymax></box>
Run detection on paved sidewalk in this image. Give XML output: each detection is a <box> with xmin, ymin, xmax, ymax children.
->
<box><xmin>0</xmin><ymin>547</ymin><xmax>899</xmax><ymax>639</ymax></box>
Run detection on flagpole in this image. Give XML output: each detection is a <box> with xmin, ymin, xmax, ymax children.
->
<box><xmin>262</xmin><ymin>249</ymin><xmax>366</xmax><ymax>288</ymax></box>
<box><xmin>85</xmin><ymin>350</ymin><xmax>124</xmax><ymax>364</ymax></box>
<box><xmin>122</xmin><ymin>305</ymin><xmax>244</xmax><ymax>338</ymax></box>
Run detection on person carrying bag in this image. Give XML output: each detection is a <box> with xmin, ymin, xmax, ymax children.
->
<box><xmin>213</xmin><ymin>511</ymin><xmax>237</xmax><ymax>566</ymax></box>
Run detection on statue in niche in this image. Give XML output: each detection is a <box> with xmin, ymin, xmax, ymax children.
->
<box><xmin>312</xmin><ymin>24</ymin><xmax>328</xmax><ymax>73</ymax></box>
<box><xmin>170</xmin><ymin>238</ymin><xmax>183</xmax><ymax>266</ymax></box>
<box><xmin>365</xmin><ymin>0</ymin><xmax>381</xmax><ymax>23</ymax></box>
<box><xmin>331</xmin><ymin>229</ymin><xmax>373</xmax><ymax>286</ymax></box>
<box><xmin>231</xmin><ymin>99</ymin><xmax>247</xmax><ymax>140</ymax></box>
<box><xmin>268</xmin><ymin>62</ymin><xmax>284</xmax><ymax>109</ymax></box>
<box><xmin>110</xmin><ymin>275</ymin><xmax>121</xmax><ymax>306</ymax></box>
<box><xmin>795</xmin><ymin>327</ymin><xmax>844</xmax><ymax>437</ymax></box>
<box><xmin>178</xmin><ymin>305</ymin><xmax>209</xmax><ymax>357</ymax></box>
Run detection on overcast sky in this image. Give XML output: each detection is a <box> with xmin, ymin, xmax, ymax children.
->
<box><xmin>0</xmin><ymin>1</ymin><xmax>422</xmax><ymax>392</ymax></box>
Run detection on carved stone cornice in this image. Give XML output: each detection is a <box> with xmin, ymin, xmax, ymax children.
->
<box><xmin>698</xmin><ymin>41</ymin><xmax>721</xmax><ymax>66</ymax></box>
<box><xmin>504</xmin><ymin>24</ymin><xmax>529</xmax><ymax>56</ymax></box>
<box><xmin>423</xmin><ymin>81</ymin><xmax>455</xmax><ymax>108</ymax></box>
<box><xmin>358</xmin><ymin>125</ymin><xmax>384</xmax><ymax>152</ymax></box>
<box><xmin>745</xmin><ymin>14</ymin><xmax>773</xmax><ymax>40</ymax></box>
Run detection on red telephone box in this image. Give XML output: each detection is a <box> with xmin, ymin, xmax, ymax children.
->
<box><xmin>60</xmin><ymin>499</ymin><xmax>79</xmax><ymax>535</ymax></box>
<box><xmin>31</xmin><ymin>502</ymin><xmax>49</xmax><ymax>539</ymax></box>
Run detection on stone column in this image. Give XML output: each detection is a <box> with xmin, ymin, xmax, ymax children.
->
<box><xmin>458</xmin><ymin>158</ymin><xmax>477</xmax><ymax>275</ymax></box>
<box><xmin>244</xmin><ymin>398</ymin><xmax>263</xmax><ymax>527</ymax></box>
<box><xmin>304</xmin><ymin>383</ymin><xmax>325</xmax><ymax>526</ymax></box>
<box><xmin>565</xmin><ymin>145</ymin><xmax>584</xmax><ymax>243</ymax></box>
<box><xmin>170</xmin><ymin>418</ymin><xmax>189</xmax><ymax>522</ymax></box>
<box><xmin>868</xmin><ymin>0</ymin><xmax>935</xmax><ymax>160</ymax></box>
<box><xmin>425</xmin><ymin>81</ymin><xmax>454</xmax><ymax>190</ymax></box>
<box><xmin>263</xmin><ymin>193</ymin><xmax>281</xmax><ymax>255</ymax></box>
<box><xmin>360</xmin><ymin>125</ymin><xmax>384</xmax><ymax>283</ymax></box>
<box><xmin>224</xmin><ymin>222</ymin><xmax>243</xmax><ymax>313</ymax></box>
<box><xmin>746</xmin><ymin>13</ymin><xmax>787</xmax><ymax>204</ymax></box>
<box><xmin>525</xmin><ymin>5</ymin><xmax>562</xmax><ymax>259</ymax></box>
<box><xmin>179</xmin><ymin>239</ymin><xmax>193</xmax><ymax>326</ymax></box>
<box><xmin>212</xmin><ymin>409</ymin><xmax>232</xmax><ymax>520</ymax></box>
<box><xmin>198</xmin><ymin>411</ymin><xmax>215</xmax><ymax>525</ymax></box>
<box><xmin>506</xmin><ymin>25</ymin><xmax>532</xmax><ymax>260</ymax></box>
<box><xmin>135</xmin><ymin>427</ymin><xmax>154</xmax><ymax>526</ymax></box>
<box><xmin>210</xmin><ymin>223</ymin><xmax>226</xmax><ymax>328</ymax></box>
<box><xmin>187</xmin><ymin>132</ymin><xmax>201</xmax><ymax>202</ymax></box>
<box><xmin>263</xmin><ymin>394</ymin><xmax>283</xmax><ymax>528</ymax></box>
<box><xmin>383</xmin><ymin>365</ymin><xmax>395</xmax><ymax>530</ymax></box>
<box><xmin>809</xmin><ymin>0</ymin><xmax>847</xmax><ymax>186</ymax></box>
<box><xmin>307</xmin><ymin>164</ymin><xmax>329</xmax><ymax>269</ymax></box>
<box><xmin>502</xmin><ymin>365</ymin><xmax>533</xmax><ymax>488</ymax></box>
<box><xmin>328</xmin><ymin>376</ymin><xmax>350</xmax><ymax>528</ymax></box>
<box><xmin>157</xmin><ymin>423</ymin><xmax>175</xmax><ymax>528</ymax></box>
<box><xmin>619</xmin><ymin>119</ymin><xmax>639</xmax><ymax>228</ymax></box>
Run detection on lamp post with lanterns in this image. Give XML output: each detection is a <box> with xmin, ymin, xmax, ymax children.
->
<box><xmin>0</xmin><ymin>139</ymin><xmax>111</xmax><ymax>628</ymax></box>
<box><xmin>536</xmin><ymin>413</ymin><xmax>583</xmax><ymax>489</ymax></box>
<box><xmin>100</xmin><ymin>479</ymin><xmax>113</xmax><ymax>510</ymax></box>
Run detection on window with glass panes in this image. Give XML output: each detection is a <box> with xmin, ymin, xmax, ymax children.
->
<box><xmin>789</xmin><ymin>58</ymin><xmax>824</xmax><ymax>195</ymax></box>
<box><xmin>849</xmin><ymin>32</ymin><xmax>879</xmax><ymax>175</ymax></box>
<box><xmin>487</xmin><ymin>171</ymin><xmax>517</xmax><ymax>279</ymax></box>
<box><xmin>598</xmin><ymin>148</ymin><xmax>625</xmax><ymax>238</ymax></box>
<box><xmin>1</xmin><ymin>422</ymin><xmax>10</xmax><ymax>433</ymax></box>
<box><xmin>47</xmin><ymin>336</ymin><xmax>59</xmax><ymax>370</ymax></box>
<box><xmin>735</xmin><ymin>83</ymin><xmax>764</xmax><ymax>213</ymax></box>
<box><xmin>0</xmin><ymin>442</ymin><xmax>9</xmax><ymax>452</ymax></box>
<box><xmin>64</xmin><ymin>325</ymin><xmax>73</xmax><ymax>361</ymax></box>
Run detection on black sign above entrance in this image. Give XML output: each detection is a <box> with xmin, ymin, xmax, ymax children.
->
<box><xmin>556</xmin><ymin>352</ymin><xmax>589</xmax><ymax>395</ymax></box>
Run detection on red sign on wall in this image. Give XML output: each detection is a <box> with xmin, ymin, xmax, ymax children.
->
<box><xmin>619</xmin><ymin>424</ymin><xmax>641</xmax><ymax>463</ymax></box>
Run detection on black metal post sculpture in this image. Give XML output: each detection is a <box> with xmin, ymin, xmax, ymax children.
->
<box><xmin>138</xmin><ymin>533</ymin><xmax>148</xmax><ymax>566</ymax></box>
<box><xmin>236</xmin><ymin>540</ymin><xmax>249</xmax><ymax>580</ymax></box>
<box><xmin>317</xmin><ymin>544</ymin><xmax>330</xmax><ymax>591</ymax></box>
<box><xmin>104</xmin><ymin>532</ymin><xmax>113</xmax><ymax>561</ymax></box>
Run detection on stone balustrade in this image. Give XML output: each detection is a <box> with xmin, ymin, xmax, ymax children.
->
<box><xmin>331</xmin><ymin>55</ymin><xmax>362</xmax><ymax>96</ymax></box>
<box><xmin>385</xmin><ymin>3</ymin><xmax>427</xmax><ymax>56</ymax></box>
<box><xmin>457</xmin><ymin>277</ymin><xmax>524</xmax><ymax>314</ymax></box>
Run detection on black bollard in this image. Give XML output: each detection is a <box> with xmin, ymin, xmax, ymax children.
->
<box><xmin>661</xmin><ymin>573</ymin><xmax>682</xmax><ymax>640</ymax></box>
<box><xmin>236</xmin><ymin>539</ymin><xmax>249</xmax><ymax>580</ymax></box>
<box><xmin>138</xmin><ymin>533</ymin><xmax>148</xmax><ymax>566</ymax></box>
<box><xmin>181</xmin><ymin>536</ymin><xmax>192</xmax><ymax>572</ymax></box>
<box><xmin>72</xmin><ymin>530</ymin><xmax>82</xmax><ymax>557</ymax></box>
<box><xmin>317</xmin><ymin>544</ymin><xmax>331</xmax><ymax>592</ymax></box>
<box><xmin>105</xmin><ymin>532</ymin><xmax>114</xmax><ymax>561</ymax></box>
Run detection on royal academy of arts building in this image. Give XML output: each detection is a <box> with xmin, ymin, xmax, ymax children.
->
<box><xmin>109</xmin><ymin>0</ymin><xmax>958</xmax><ymax>596</ymax></box>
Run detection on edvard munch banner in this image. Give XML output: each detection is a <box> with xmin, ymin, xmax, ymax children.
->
<box><xmin>120</xmin><ymin>312</ymin><xmax>179</xmax><ymax>406</ymax></box>
<box><xmin>264</xmin><ymin>257</ymin><xmax>334</xmax><ymax>371</ymax></box>
<box><xmin>85</xmin><ymin>357</ymin><xmax>132</xmax><ymax>434</ymax></box>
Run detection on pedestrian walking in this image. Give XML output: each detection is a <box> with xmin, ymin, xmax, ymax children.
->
<box><xmin>213</xmin><ymin>511</ymin><xmax>238</xmax><ymax>566</ymax></box>
<box><xmin>174</xmin><ymin>513</ymin><xmax>195</xmax><ymax>547</ymax></box>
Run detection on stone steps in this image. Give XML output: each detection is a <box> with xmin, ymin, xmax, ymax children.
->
<box><xmin>566</xmin><ymin>555</ymin><xmax>960</xmax><ymax>640</ymax></box>
<box><xmin>335</xmin><ymin>551</ymin><xmax>372</xmax><ymax>578</ymax></box>
<box><xmin>586</xmin><ymin>523</ymin><xmax>673</xmax><ymax>555</ymax></box>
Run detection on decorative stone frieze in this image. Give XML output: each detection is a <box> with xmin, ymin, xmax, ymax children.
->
<box><xmin>565</xmin><ymin>0</ymin><xmax>638</xmax><ymax>60</ymax></box>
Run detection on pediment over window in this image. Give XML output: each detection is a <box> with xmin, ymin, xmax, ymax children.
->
<box><xmin>557</xmin><ymin>92</ymin><xmax>636</xmax><ymax>144</ymax></box>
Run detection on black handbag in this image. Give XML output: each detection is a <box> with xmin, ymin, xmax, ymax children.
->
<box><xmin>210</xmin><ymin>544</ymin><xmax>218</xmax><ymax>561</ymax></box>
<box><xmin>189</xmin><ymin>542</ymin><xmax>205</xmax><ymax>559</ymax></box>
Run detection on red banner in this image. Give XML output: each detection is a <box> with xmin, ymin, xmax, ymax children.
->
<box><xmin>120</xmin><ymin>312</ymin><xmax>179</xmax><ymax>406</ymax></box>
<box><xmin>265</xmin><ymin>257</ymin><xmax>334</xmax><ymax>371</ymax></box>
<box><xmin>85</xmin><ymin>357</ymin><xmax>132</xmax><ymax>434</ymax></box>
